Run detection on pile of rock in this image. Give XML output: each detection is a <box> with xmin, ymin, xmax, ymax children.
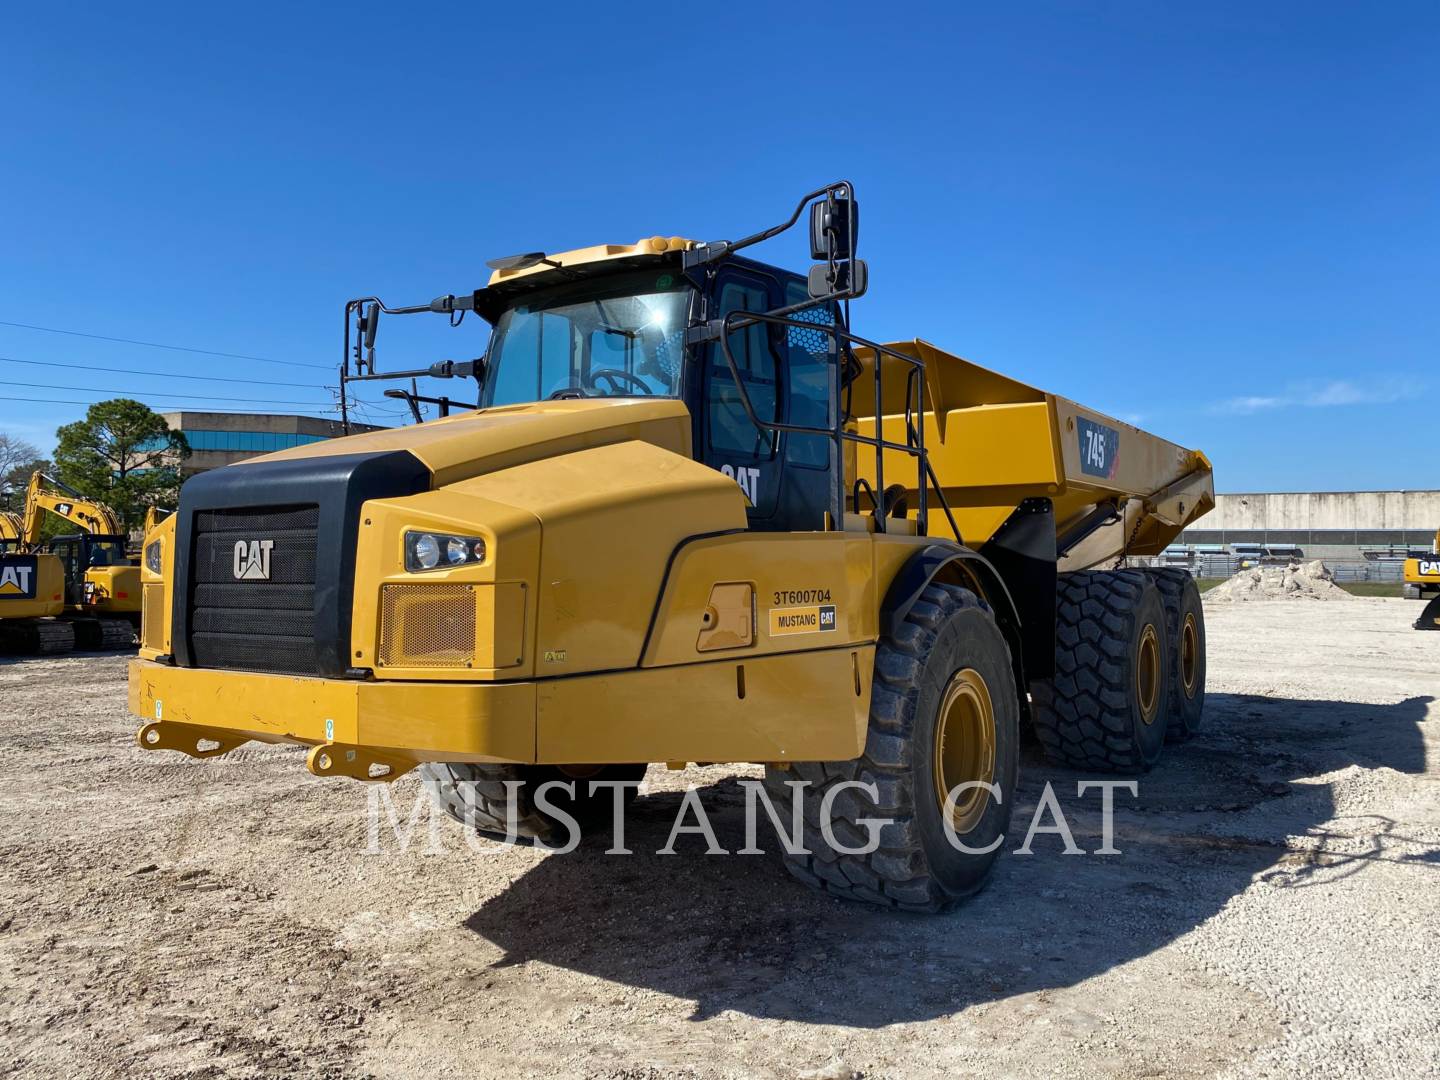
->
<box><xmin>1205</xmin><ymin>559</ymin><xmax>1352</xmax><ymax>602</ymax></box>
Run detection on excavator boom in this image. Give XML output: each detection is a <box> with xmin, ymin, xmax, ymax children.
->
<box><xmin>23</xmin><ymin>472</ymin><xmax>125</xmax><ymax>544</ymax></box>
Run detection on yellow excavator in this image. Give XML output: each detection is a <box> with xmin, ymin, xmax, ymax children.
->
<box><xmin>1</xmin><ymin>511</ymin><xmax>71</xmax><ymax>652</ymax></box>
<box><xmin>23</xmin><ymin>472</ymin><xmax>138</xmax><ymax>648</ymax></box>
<box><xmin>0</xmin><ymin>550</ymin><xmax>70</xmax><ymax>653</ymax></box>
<box><xmin>1403</xmin><ymin>529</ymin><xmax>1440</xmax><ymax>631</ymax></box>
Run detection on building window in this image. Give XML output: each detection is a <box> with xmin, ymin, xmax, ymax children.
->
<box><xmin>154</xmin><ymin>429</ymin><xmax>333</xmax><ymax>452</ymax></box>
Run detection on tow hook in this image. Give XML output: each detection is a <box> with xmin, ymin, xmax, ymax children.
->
<box><xmin>305</xmin><ymin>742</ymin><xmax>416</xmax><ymax>783</ymax></box>
<box><xmin>136</xmin><ymin>720</ymin><xmax>251</xmax><ymax>759</ymax></box>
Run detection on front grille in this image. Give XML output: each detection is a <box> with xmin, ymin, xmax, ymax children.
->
<box><xmin>189</xmin><ymin>504</ymin><xmax>319</xmax><ymax>675</ymax></box>
<box><xmin>378</xmin><ymin>583</ymin><xmax>477</xmax><ymax>669</ymax></box>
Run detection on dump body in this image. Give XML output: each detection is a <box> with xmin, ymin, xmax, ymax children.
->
<box><xmin>852</xmin><ymin>341</ymin><xmax>1213</xmax><ymax>569</ymax></box>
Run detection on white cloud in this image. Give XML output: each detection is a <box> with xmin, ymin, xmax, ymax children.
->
<box><xmin>1210</xmin><ymin>378</ymin><xmax>1413</xmax><ymax>416</ymax></box>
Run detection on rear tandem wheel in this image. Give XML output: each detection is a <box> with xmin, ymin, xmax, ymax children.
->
<box><xmin>1142</xmin><ymin>567</ymin><xmax>1207</xmax><ymax>740</ymax></box>
<box><xmin>1031</xmin><ymin>569</ymin><xmax>1172</xmax><ymax>773</ymax></box>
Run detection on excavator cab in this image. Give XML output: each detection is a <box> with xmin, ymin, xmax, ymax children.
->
<box><xmin>51</xmin><ymin>534</ymin><xmax>128</xmax><ymax>599</ymax></box>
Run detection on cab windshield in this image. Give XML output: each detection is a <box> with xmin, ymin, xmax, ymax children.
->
<box><xmin>482</xmin><ymin>270</ymin><xmax>692</xmax><ymax>406</ymax></box>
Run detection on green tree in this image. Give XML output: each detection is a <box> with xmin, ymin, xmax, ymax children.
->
<box><xmin>53</xmin><ymin>400</ymin><xmax>190</xmax><ymax>528</ymax></box>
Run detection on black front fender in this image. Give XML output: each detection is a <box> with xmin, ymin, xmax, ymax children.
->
<box><xmin>880</xmin><ymin>543</ymin><xmax>1033</xmax><ymax>702</ymax></box>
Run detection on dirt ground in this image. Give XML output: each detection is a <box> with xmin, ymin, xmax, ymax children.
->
<box><xmin>1</xmin><ymin>599</ymin><xmax>1437</xmax><ymax>1079</ymax></box>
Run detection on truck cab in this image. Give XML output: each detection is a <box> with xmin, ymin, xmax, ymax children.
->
<box><xmin>473</xmin><ymin>256</ymin><xmax>842</xmax><ymax>533</ymax></box>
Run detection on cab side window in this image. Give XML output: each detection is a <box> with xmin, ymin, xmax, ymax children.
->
<box><xmin>782</xmin><ymin>280</ymin><xmax>835</xmax><ymax>469</ymax></box>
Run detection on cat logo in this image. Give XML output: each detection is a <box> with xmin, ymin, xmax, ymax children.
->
<box><xmin>1420</xmin><ymin>559</ymin><xmax>1440</xmax><ymax>577</ymax></box>
<box><xmin>719</xmin><ymin>463</ymin><xmax>762</xmax><ymax>504</ymax></box>
<box><xmin>0</xmin><ymin>556</ymin><xmax>38</xmax><ymax>600</ymax></box>
<box><xmin>55</xmin><ymin>501</ymin><xmax>74</xmax><ymax>516</ymax></box>
<box><xmin>232</xmin><ymin>539</ymin><xmax>275</xmax><ymax>581</ymax></box>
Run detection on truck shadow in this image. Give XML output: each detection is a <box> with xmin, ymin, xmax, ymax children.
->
<box><xmin>462</xmin><ymin>692</ymin><xmax>1435</xmax><ymax>1027</ymax></box>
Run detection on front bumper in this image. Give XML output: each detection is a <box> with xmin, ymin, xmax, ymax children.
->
<box><xmin>130</xmin><ymin>660</ymin><xmax>535</xmax><ymax>780</ymax></box>
<box><xmin>129</xmin><ymin>646</ymin><xmax>873</xmax><ymax>781</ymax></box>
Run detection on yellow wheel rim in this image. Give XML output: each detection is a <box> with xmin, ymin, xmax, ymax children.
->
<box><xmin>932</xmin><ymin>668</ymin><xmax>997</xmax><ymax>835</ymax></box>
<box><xmin>1180</xmin><ymin>612</ymin><xmax>1199</xmax><ymax>698</ymax></box>
<box><xmin>1136</xmin><ymin>623</ymin><xmax>1161</xmax><ymax>725</ymax></box>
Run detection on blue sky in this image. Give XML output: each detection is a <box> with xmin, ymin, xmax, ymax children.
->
<box><xmin>2</xmin><ymin>2</ymin><xmax>1435</xmax><ymax>491</ymax></box>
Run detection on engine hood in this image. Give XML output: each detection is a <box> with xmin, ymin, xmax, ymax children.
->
<box><xmin>241</xmin><ymin>398</ymin><xmax>693</xmax><ymax>487</ymax></box>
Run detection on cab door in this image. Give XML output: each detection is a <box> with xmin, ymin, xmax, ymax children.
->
<box><xmin>701</xmin><ymin>269</ymin><xmax>839</xmax><ymax>533</ymax></box>
<box><xmin>702</xmin><ymin>268</ymin><xmax>782</xmax><ymax>522</ymax></box>
<box><xmin>45</xmin><ymin>536</ymin><xmax>85</xmax><ymax>607</ymax></box>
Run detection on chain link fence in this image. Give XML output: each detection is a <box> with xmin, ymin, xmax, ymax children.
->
<box><xmin>1128</xmin><ymin>553</ymin><xmax>1409</xmax><ymax>582</ymax></box>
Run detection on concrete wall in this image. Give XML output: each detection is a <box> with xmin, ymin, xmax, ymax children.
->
<box><xmin>1201</xmin><ymin>491</ymin><xmax>1440</xmax><ymax>532</ymax></box>
<box><xmin>1176</xmin><ymin>490</ymin><xmax>1440</xmax><ymax>561</ymax></box>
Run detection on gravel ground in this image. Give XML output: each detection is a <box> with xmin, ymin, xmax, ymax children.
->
<box><xmin>0</xmin><ymin>598</ymin><xmax>1436</xmax><ymax>1079</ymax></box>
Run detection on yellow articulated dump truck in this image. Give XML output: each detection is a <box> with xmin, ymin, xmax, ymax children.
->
<box><xmin>131</xmin><ymin>183</ymin><xmax>1213</xmax><ymax>910</ymax></box>
<box><xmin>1403</xmin><ymin>529</ymin><xmax>1440</xmax><ymax>630</ymax></box>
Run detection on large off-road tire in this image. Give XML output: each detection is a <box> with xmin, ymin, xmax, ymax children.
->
<box><xmin>420</xmin><ymin>762</ymin><xmax>647</xmax><ymax>845</ymax></box>
<box><xmin>762</xmin><ymin>583</ymin><xmax>1020</xmax><ymax>912</ymax></box>
<box><xmin>1032</xmin><ymin>570</ymin><xmax>1170</xmax><ymax>773</ymax></box>
<box><xmin>1142</xmin><ymin>568</ymin><xmax>1206</xmax><ymax>740</ymax></box>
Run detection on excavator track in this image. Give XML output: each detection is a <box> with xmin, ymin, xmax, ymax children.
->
<box><xmin>67</xmin><ymin>617</ymin><xmax>136</xmax><ymax>651</ymax></box>
<box><xmin>0</xmin><ymin>618</ymin><xmax>77</xmax><ymax>656</ymax></box>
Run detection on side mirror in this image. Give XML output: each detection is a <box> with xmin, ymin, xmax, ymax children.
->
<box><xmin>362</xmin><ymin>304</ymin><xmax>380</xmax><ymax>349</ymax></box>
<box><xmin>809</xmin><ymin>194</ymin><xmax>859</xmax><ymax>261</ymax></box>
<box><xmin>807</xmin><ymin>258</ymin><xmax>868</xmax><ymax>300</ymax></box>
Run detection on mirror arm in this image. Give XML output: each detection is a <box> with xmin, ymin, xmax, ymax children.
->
<box><xmin>682</xmin><ymin>180</ymin><xmax>856</xmax><ymax>269</ymax></box>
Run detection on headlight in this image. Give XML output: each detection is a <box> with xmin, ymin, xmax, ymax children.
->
<box><xmin>404</xmin><ymin>530</ymin><xmax>486</xmax><ymax>572</ymax></box>
<box><xmin>144</xmin><ymin>538</ymin><xmax>163</xmax><ymax>575</ymax></box>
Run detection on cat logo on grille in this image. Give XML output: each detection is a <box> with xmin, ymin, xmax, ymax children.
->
<box><xmin>232</xmin><ymin>539</ymin><xmax>275</xmax><ymax>581</ymax></box>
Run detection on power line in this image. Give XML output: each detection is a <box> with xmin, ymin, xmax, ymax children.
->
<box><xmin>0</xmin><ymin>319</ymin><xmax>331</xmax><ymax>370</ymax></box>
<box><xmin>0</xmin><ymin>380</ymin><xmax>333</xmax><ymax>406</ymax></box>
<box><xmin>0</xmin><ymin>355</ymin><xmax>322</xmax><ymax>389</ymax></box>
